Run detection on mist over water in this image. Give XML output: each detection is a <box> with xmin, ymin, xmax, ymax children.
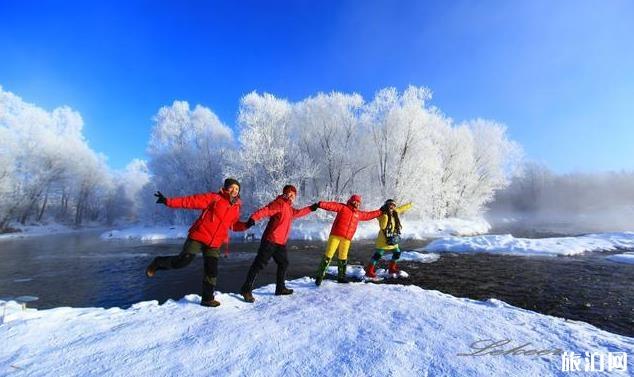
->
<box><xmin>488</xmin><ymin>164</ymin><xmax>634</xmax><ymax>235</ymax></box>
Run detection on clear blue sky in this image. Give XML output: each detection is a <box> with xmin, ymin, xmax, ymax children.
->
<box><xmin>1</xmin><ymin>0</ymin><xmax>633</xmax><ymax>172</ymax></box>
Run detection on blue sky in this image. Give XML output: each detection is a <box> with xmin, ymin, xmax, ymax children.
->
<box><xmin>1</xmin><ymin>0</ymin><xmax>633</xmax><ymax>172</ymax></box>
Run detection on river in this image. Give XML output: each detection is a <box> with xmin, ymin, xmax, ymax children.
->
<box><xmin>0</xmin><ymin>230</ymin><xmax>632</xmax><ymax>337</ymax></box>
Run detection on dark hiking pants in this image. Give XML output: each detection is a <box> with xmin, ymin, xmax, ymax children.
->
<box><xmin>241</xmin><ymin>240</ymin><xmax>289</xmax><ymax>293</ymax></box>
<box><xmin>153</xmin><ymin>238</ymin><xmax>220</xmax><ymax>301</ymax></box>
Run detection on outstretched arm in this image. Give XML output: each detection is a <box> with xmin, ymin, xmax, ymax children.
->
<box><xmin>250</xmin><ymin>200</ymin><xmax>282</xmax><ymax>222</ymax></box>
<box><xmin>318</xmin><ymin>201</ymin><xmax>344</xmax><ymax>212</ymax></box>
<box><xmin>396</xmin><ymin>202</ymin><xmax>414</xmax><ymax>214</ymax></box>
<box><xmin>292</xmin><ymin>205</ymin><xmax>313</xmax><ymax>219</ymax></box>
<box><xmin>359</xmin><ymin>208</ymin><xmax>383</xmax><ymax>221</ymax></box>
<box><xmin>231</xmin><ymin>219</ymin><xmax>250</xmax><ymax>232</ymax></box>
<box><xmin>166</xmin><ymin>193</ymin><xmax>218</xmax><ymax>210</ymax></box>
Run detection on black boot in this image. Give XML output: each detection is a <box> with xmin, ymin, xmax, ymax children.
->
<box><xmin>241</xmin><ymin>291</ymin><xmax>255</xmax><ymax>303</ymax></box>
<box><xmin>240</xmin><ymin>280</ymin><xmax>256</xmax><ymax>303</ymax></box>
<box><xmin>315</xmin><ymin>256</ymin><xmax>332</xmax><ymax>286</ymax></box>
<box><xmin>200</xmin><ymin>298</ymin><xmax>221</xmax><ymax>307</ymax></box>
<box><xmin>275</xmin><ymin>287</ymin><xmax>294</xmax><ymax>296</ymax></box>
<box><xmin>337</xmin><ymin>259</ymin><xmax>349</xmax><ymax>283</ymax></box>
<box><xmin>145</xmin><ymin>258</ymin><xmax>158</xmax><ymax>278</ymax></box>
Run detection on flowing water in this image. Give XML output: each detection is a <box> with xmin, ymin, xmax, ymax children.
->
<box><xmin>0</xmin><ymin>231</ymin><xmax>632</xmax><ymax>337</ymax></box>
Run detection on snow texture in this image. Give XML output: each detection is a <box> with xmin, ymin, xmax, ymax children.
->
<box><xmin>0</xmin><ymin>223</ymin><xmax>79</xmax><ymax>240</ymax></box>
<box><xmin>606</xmin><ymin>252</ymin><xmax>634</xmax><ymax>265</ymax></box>
<box><xmin>379</xmin><ymin>251</ymin><xmax>441</xmax><ymax>263</ymax></box>
<box><xmin>0</xmin><ymin>279</ymin><xmax>631</xmax><ymax>376</ymax></box>
<box><xmin>425</xmin><ymin>232</ymin><xmax>634</xmax><ymax>257</ymax></box>
<box><xmin>325</xmin><ymin>264</ymin><xmax>410</xmax><ymax>280</ymax></box>
<box><xmin>100</xmin><ymin>226</ymin><xmax>189</xmax><ymax>241</ymax></box>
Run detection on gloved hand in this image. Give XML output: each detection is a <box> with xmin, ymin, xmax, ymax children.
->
<box><xmin>245</xmin><ymin>217</ymin><xmax>255</xmax><ymax>229</ymax></box>
<box><xmin>154</xmin><ymin>191</ymin><xmax>167</xmax><ymax>205</ymax></box>
<box><xmin>310</xmin><ymin>202</ymin><xmax>319</xmax><ymax>211</ymax></box>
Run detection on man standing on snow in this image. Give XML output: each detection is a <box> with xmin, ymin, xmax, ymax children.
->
<box><xmin>145</xmin><ymin>178</ymin><xmax>251</xmax><ymax>308</ymax></box>
<box><xmin>240</xmin><ymin>185</ymin><xmax>318</xmax><ymax>303</ymax></box>
<box><xmin>314</xmin><ymin>195</ymin><xmax>384</xmax><ymax>285</ymax></box>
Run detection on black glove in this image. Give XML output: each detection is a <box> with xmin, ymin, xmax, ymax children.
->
<box><xmin>245</xmin><ymin>217</ymin><xmax>255</xmax><ymax>229</ymax></box>
<box><xmin>154</xmin><ymin>191</ymin><xmax>167</xmax><ymax>205</ymax></box>
<box><xmin>310</xmin><ymin>203</ymin><xmax>319</xmax><ymax>211</ymax></box>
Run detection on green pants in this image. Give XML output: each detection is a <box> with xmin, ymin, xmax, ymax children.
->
<box><xmin>369</xmin><ymin>247</ymin><xmax>401</xmax><ymax>266</ymax></box>
<box><xmin>153</xmin><ymin>238</ymin><xmax>220</xmax><ymax>301</ymax></box>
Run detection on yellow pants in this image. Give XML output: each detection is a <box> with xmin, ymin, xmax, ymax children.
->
<box><xmin>324</xmin><ymin>235</ymin><xmax>351</xmax><ymax>260</ymax></box>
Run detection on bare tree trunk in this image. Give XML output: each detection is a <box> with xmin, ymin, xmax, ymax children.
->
<box><xmin>37</xmin><ymin>190</ymin><xmax>49</xmax><ymax>221</ymax></box>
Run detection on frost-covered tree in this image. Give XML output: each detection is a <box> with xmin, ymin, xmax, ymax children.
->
<box><xmin>362</xmin><ymin>86</ymin><xmax>449</xmax><ymax>216</ymax></box>
<box><xmin>292</xmin><ymin>92</ymin><xmax>365</xmax><ymax>200</ymax></box>
<box><xmin>438</xmin><ymin>126</ymin><xmax>476</xmax><ymax>217</ymax></box>
<box><xmin>455</xmin><ymin>119</ymin><xmax>523</xmax><ymax>215</ymax></box>
<box><xmin>0</xmin><ymin>86</ymin><xmax>122</xmax><ymax>230</ymax></box>
<box><xmin>235</xmin><ymin>92</ymin><xmax>315</xmax><ymax>210</ymax></box>
<box><xmin>146</xmin><ymin>100</ymin><xmax>234</xmax><ymax>224</ymax></box>
<box><xmin>1</xmin><ymin>84</ymin><xmax>527</xmax><ymax>231</ymax></box>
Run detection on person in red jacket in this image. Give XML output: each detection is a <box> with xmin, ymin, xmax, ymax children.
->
<box><xmin>145</xmin><ymin>178</ymin><xmax>251</xmax><ymax>308</ymax></box>
<box><xmin>240</xmin><ymin>185</ymin><xmax>318</xmax><ymax>303</ymax></box>
<box><xmin>314</xmin><ymin>194</ymin><xmax>384</xmax><ymax>285</ymax></box>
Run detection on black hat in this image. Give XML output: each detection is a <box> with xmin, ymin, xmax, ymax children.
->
<box><xmin>384</xmin><ymin>199</ymin><xmax>396</xmax><ymax>206</ymax></box>
<box><xmin>223</xmin><ymin>178</ymin><xmax>241</xmax><ymax>190</ymax></box>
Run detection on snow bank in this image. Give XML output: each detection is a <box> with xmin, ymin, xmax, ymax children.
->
<box><xmin>395</xmin><ymin>251</ymin><xmax>441</xmax><ymax>263</ymax></box>
<box><xmin>324</xmin><ymin>264</ymin><xmax>410</xmax><ymax>280</ymax></box>
<box><xmin>0</xmin><ymin>223</ymin><xmax>79</xmax><ymax>240</ymax></box>
<box><xmin>100</xmin><ymin>217</ymin><xmax>490</xmax><ymax>242</ymax></box>
<box><xmin>425</xmin><ymin>232</ymin><xmax>634</xmax><ymax>257</ymax></box>
<box><xmin>100</xmin><ymin>226</ymin><xmax>190</xmax><ymax>241</ymax></box>
<box><xmin>1</xmin><ymin>279</ymin><xmax>631</xmax><ymax>376</ymax></box>
<box><xmin>607</xmin><ymin>252</ymin><xmax>634</xmax><ymax>265</ymax></box>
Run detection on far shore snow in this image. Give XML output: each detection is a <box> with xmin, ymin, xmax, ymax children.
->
<box><xmin>425</xmin><ymin>232</ymin><xmax>634</xmax><ymax>257</ymax></box>
<box><xmin>0</xmin><ymin>223</ymin><xmax>107</xmax><ymax>241</ymax></box>
<box><xmin>99</xmin><ymin>217</ymin><xmax>491</xmax><ymax>242</ymax></box>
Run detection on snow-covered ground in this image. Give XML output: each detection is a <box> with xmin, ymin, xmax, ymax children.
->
<box><xmin>425</xmin><ymin>232</ymin><xmax>634</xmax><ymax>257</ymax></box>
<box><xmin>100</xmin><ymin>226</ymin><xmax>190</xmax><ymax>241</ymax></box>
<box><xmin>0</xmin><ymin>223</ymin><xmax>84</xmax><ymax>240</ymax></box>
<box><xmin>390</xmin><ymin>251</ymin><xmax>441</xmax><ymax>263</ymax></box>
<box><xmin>606</xmin><ymin>252</ymin><xmax>634</xmax><ymax>265</ymax></box>
<box><xmin>99</xmin><ymin>217</ymin><xmax>491</xmax><ymax>242</ymax></box>
<box><xmin>1</xmin><ymin>278</ymin><xmax>631</xmax><ymax>376</ymax></box>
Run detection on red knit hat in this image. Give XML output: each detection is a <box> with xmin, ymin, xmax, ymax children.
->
<box><xmin>283</xmin><ymin>185</ymin><xmax>297</xmax><ymax>195</ymax></box>
<box><xmin>348</xmin><ymin>194</ymin><xmax>362</xmax><ymax>204</ymax></box>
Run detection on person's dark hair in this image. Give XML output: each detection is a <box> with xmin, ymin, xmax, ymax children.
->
<box><xmin>385</xmin><ymin>200</ymin><xmax>402</xmax><ymax>235</ymax></box>
<box><xmin>283</xmin><ymin>185</ymin><xmax>297</xmax><ymax>195</ymax></box>
<box><xmin>223</xmin><ymin>178</ymin><xmax>240</xmax><ymax>190</ymax></box>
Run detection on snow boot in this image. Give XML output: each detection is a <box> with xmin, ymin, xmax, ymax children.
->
<box><xmin>365</xmin><ymin>263</ymin><xmax>377</xmax><ymax>278</ymax></box>
<box><xmin>200</xmin><ymin>299</ymin><xmax>221</xmax><ymax>307</ymax></box>
<box><xmin>275</xmin><ymin>287</ymin><xmax>294</xmax><ymax>296</ymax></box>
<box><xmin>388</xmin><ymin>260</ymin><xmax>400</xmax><ymax>274</ymax></box>
<box><xmin>315</xmin><ymin>256</ymin><xmax>332</xmax><ymax>286</ymax></box>
<box><xmin>337</xmin><ymin>259</ymin><xmax>349</xmax><ymax>283</ymax></box>
<box><xmin>145</xmin><ymin>258</ymin><xmax>158</xmax><ymax>278</ymax></box>
<box><xmin>241</xmin><ymin>290</ymin><xmax>255</xmax><ymax>303</ymax></box>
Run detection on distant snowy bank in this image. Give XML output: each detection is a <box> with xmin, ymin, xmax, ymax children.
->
<box><xmin>0</xmin><ymin>223</ymin><xmax>91</xmax><ymax>240</ymax></box>
<box><xmin>1</xmin><ymin>278</ymin><xmax>631</xmax><ymax>376</ymax></box>
<box><xmin>100</xmin><ymin>217</ymin><xmax>491</xmax><ymax>242</ymax></box>
<box><xmin>425</xmin><ymin>232</ymin><xmax>634</xmax><ymax>257</ymax></box>
<box><xmin>607</xmin><ymin>252</ymin><xmax>634</xmax><ymax>265</ymax></box>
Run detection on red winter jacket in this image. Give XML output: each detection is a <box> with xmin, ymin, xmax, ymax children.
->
<box><xmin>250</xmin><ymin>195</ymin><xmax>312</xmax><ymax>246</ymax></box>
<box><xmin>166</xmin><ymin>191</ymin><xmax>248</xmax><ymax>248</ymax></box>
<box><xmin>318</xmin><ymin>199</ymin><xmax>382</xmax><ymax>241</ymax></box>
